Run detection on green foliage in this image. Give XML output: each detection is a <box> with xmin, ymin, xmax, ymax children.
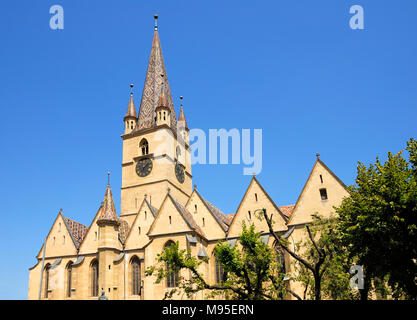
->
<box><xmin>145</xmin><ymin>223</ymin><xmax>289</xmax><ymax>300</ymax></box>
<box><xmin>336</xmin><ymin>138</ymin><xmax>417</xmax><ymax>299</ymax></box>
<box><xmin>295</xmin><ymin>214</ymin><xmax>357</xmax><ymax>300</ymax></box>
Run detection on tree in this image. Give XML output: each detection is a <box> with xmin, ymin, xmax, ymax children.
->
<box><xmin>145</xmin><ymin>223</ymin><xmax>295</xmax><ymax>300</ymax></box>
<box><xmin>336</xmin><ymin>138</ymin><xmax>417</xmax><ymax>299</ymax></box>
<box><xmin>260</xmin><ymin>209</ymin><xmax>345</xmax><ymax>300</ymax></box>
<box><xmin>146</xmin><ymin>210</ymin><xmax>347</xmax><ymax>300</ymax></box>
<box><xmin>294</xmin><ymin>214</ymin><xmax>356</xmax><ymax>300</ymax></box>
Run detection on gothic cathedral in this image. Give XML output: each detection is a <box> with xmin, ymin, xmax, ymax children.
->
<box><xmin>28</xmin><ymin>16</ymin><xmax>349</xmax><ymax>300</ymax></box>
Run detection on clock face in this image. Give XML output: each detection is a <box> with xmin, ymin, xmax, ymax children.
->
<box><xmin>136</xmin><ymin>157</ymin><xmax>153</xmax><ymax>177</ymax></box>
<box><xmin>175</xmin><ymin>163</ymin><xmax>185</xmax><ymax>184</ymax></box>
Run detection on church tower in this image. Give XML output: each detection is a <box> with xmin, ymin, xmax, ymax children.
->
<box><xmin>124</xmin><ymin>84</ymin><xmax>137</xmax><ymax>134</ymax></box>
<box><xmin>120</xmin><ymin>15</ymin><xmax>192</xmax><ymax>225</ymax></box>
<box><xmin>96</xmin><ymin>176</ymin><xmax>122</xmax><ymax>299</ymax></box>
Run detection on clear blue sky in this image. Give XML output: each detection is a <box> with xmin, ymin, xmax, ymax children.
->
<box><xmin>0</xmin><ymin>0</ymin><xmax>416</xmax><ymax>299</ymax></box>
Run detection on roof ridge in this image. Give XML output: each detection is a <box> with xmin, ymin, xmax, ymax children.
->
<box><xmin>169</xmin><ymin>194</ymin><xmax>206</xmax><ymax>239</ymax></box>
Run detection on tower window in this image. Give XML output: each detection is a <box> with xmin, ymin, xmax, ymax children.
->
<box><xmin>138</xmin><ymin>227</ymin><xmax>141</xmax><ymax>235</ymax></box>
<box><xmin>320</xmin><ymin>174</ymin><xmax>323</xmax><ymax>184</ymax></box>
<box><xmin>169</xmin><ymin>216</ymin><xmax>172</xmax><ymax>225</ymax></box>
<box><xmin>320</xmin><ymin>188</ymin><xmax>328</xmax><ymax>200</ymax></box>
<box><xmin>139</xmin><ymin>139</ymin><xmax>149</xmax><ymax>155</ymax></box>
<box><xmin>255</xmin><ymin>193</ymin><xmax>258</xmax><ymax>201</ymax></box>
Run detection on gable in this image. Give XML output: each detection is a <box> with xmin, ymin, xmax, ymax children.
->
<box><xmin>228</xmin><ymin>177</ymin><xmax>288</xmax><ymax>237</ymax></box>
<box><xmin>36</xmin><ymin>212</ymin><xmax>78</xmax><ymax>259</ymax></box>
<box><xmin>148</xmin><ymin>194</ymin><xmax>194</xmax><ymax>237</ymax></box>
<box><xmin>124</xmin><ymin>199</ymin><xmax>156</xmax><ymax>249</ymax></box>
<box><xmin>185</xmin><ymin>191</ymin><xmax>226</xmax><ymax>239</ymax></box>
<box><xmin>78</xmin><ymin>206</ymin><xmax>103</xmax><ymax>255</ymax></box>
<box><xmin>287</xmin><ymin>160</ymin><xmax>349</xmax><ymax>226</ymax></box>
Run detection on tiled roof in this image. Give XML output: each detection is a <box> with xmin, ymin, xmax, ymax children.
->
<box><xmin>169</xmin><ymin>194</ymin><xmax>206</xmax><ymax>239</ymax></box>
<box><xmin>62</xmin><ymin>216</ymin><xmax>88</xmax><ymax>248</ymax></box>
<box><xmin>135</xmin><ymin>26</ymin><xmax>177</xmax><ymax>132</ymax></box>
<box><xmin>178</xmin><ymin>105</ymin><xmax>188</xmax><ymax>129</ymax></box>
<box><xmin>227</xmin><ymin>214</ymin><xmax>235</xmax><ymax>222</ymax></box>
<box><xmin>97</xmin><ymin>184</ymin><xmax>119</xmax><ymax>224</ymax></box>
<box><xmin>200</xmin><ymin>196</ymin><xmax>230</xmax><ymax>231</ymax></box>
<box><xmin>278</xmin><ymin>205</ymin><xmax>295</xmax><ymax>218</ymax></box>
<box><xmin>118</xmin><ymin>219</ymin><xmax>130</xmax><ymax>244</ymax></box>
<box><xmin>125</xmin><ymin>90</ymin><xmax>137</xmax><ymax>119</ymax></box>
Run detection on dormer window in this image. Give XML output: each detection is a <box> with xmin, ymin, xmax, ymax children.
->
<box><xmin>139</xmin><ymin>139</ymin><xmax>149</xmax><ymax>155</ymax></box>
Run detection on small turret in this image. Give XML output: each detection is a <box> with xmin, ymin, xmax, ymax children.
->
<box><xmin>155</xmin><ymin>74</ymin><xmax>171</xmax><ymax>127</ymax></box>
<box><xmin>178</xmin><ymin>96</ymin><xmax>189</xmax><ymax>144</ymax></box>
<box><xmin>97</xmin><ymin>173</ymin><xmax>120</xmax><ymax>249</ymax></box>
<box><xmin>124</xmin><ymin>84</ymin><xmax>137</xmax><ymax>134</ymax></box>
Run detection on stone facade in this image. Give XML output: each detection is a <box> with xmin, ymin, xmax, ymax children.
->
<box><xmin>27</xmin><ymin>18</ymin><xmax>349</xmax><ymax>300</ymax></box>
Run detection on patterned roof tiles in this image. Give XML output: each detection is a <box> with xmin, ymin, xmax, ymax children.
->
<box><xmin>135</xmin><ymin>28</ymin><xmax>177</xmax><ymax>132</ymax></box>
<box><xmin>62</xmin><ymin>216</ymin><xmax>88</xmax><ymax>248</ymax></box>
<box><xmin>278</xmin><ymin>205</ymin><xmax>295</xmax><ymax>218</ymax></box>
<box><xmin>97</xmin><ymin>184</ymin><xmax>120</xmax><ymax>225</ymax></box>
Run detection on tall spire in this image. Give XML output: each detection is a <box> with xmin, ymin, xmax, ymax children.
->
<box><xmin>178</xmin><ymin>96</ymin><xmax>188</xmax><ymax>129</ymax></box>
<box><xmin>124</xmin><ymin>83</ymin><xmax>137</xmax><ymax>119</ymax></box>
<box><xmin>136</xmin><ymin>15</ymin><xmax>177</xmax><ymax>131</ymax></box>
<box><xmin>97</xmin><ymin>179</ymin><xmax>120</xmax><ymax>226</ymax></box>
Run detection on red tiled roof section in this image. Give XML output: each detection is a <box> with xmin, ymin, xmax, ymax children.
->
<box><xmin>278</xmin><ymin>205</ymin><xmax>295</xmax><ymax>218</ymax></box>
<box><xmin>227</xmin><ymin>214</ymin><xmax>235</xmax><ymax>222</ymax></box>
<box><xmin>118</xmin><ymin>219</ymin><xmax>130</xmax><ymax>244</ymax></box>
<box><xmin>63</xmin><ymin>216</ymin><xmax>88</xmax><ymax>248</ymax></box>
<box><xmin>97</xmin><ymin>184</ymin><xmax>119</xmax><ymax>224</ymax></box>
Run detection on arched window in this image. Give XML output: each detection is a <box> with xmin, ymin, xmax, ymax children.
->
<box><xmin>165</xmin><ymin>241</ymin><xmax>179</xmax><ymax>288</ymax></box>
<box><xmin>67</xmin><ymin>262</ymin><xmax>73</xmax><ymax>297</ymax></box>
<box><xmin>131</xmin><ymin>257</ymin><xmax>141</xmax><ymax>295</ymax></box>
<box><xmin>139</xmin><ymin>139</ymin><xmax>149</xmax><ymax>155</ymax></box>
<box><xmin>215</xmin><ymin>259</ymin><xmax>226</xmax><ymax>284</ymax></box>
<box><xmin>91</xmin><ymin>260</ymin><xmax>99</xmax><ymax>297</ymax></box>
<box><xmin>275</xmin><ymin>247</ymin><xmax>286</xmax><ymax>275</ymax></box>
<box><xmin>44</xmin><ymin>264</ymin><xmax>51</xmax><ymax>298</ymax></box>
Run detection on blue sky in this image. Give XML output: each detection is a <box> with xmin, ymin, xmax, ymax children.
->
<box><xmin>0</xmin><ymin>0</ymin><xmax>416</xmax><ymax>299</ymax></box>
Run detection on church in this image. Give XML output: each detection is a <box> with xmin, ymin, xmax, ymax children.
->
<box><xmin>27</xmin><ymin>16</ymin><xmax>349</xmax><ymax>300</ymax></box>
